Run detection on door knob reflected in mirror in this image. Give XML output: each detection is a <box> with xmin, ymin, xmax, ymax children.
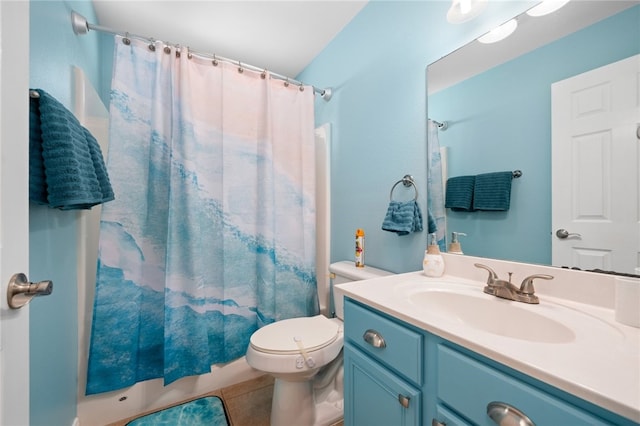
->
<box><xmin>555</xmin><ymin>229</ymin><xmax>582</xmax><ymax>239</ymax></box>
<box><xmin>6</xmin><ymin>273</ymin><xmax>53</xmax><ymax>309</ymax></box>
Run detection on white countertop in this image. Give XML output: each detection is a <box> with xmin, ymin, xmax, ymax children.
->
<box><xmin>335</xmin><ymin>257</ymin><xmax>640</xmax><ymax>423</ymax></box>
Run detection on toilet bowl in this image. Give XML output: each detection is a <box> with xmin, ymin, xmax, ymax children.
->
<box><xmin>246</xmin><ymin>315</ymin><xmax>344</xmax><ymax>426</ymax></box>
<box><xmin>245</xmin><ymin>261</ymin><xmax>392</xmax><ymax>426</ymax></box>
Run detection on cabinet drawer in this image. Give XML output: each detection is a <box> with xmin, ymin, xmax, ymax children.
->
<box><xmin>344</xmin><ymin>299</ymin><xmax>423</xmax><ymax>385</ymax></box>
<box><xmin>437</xmin><ymin>345</ymin><xmax>611</xmax><ymax>425</ymax></box>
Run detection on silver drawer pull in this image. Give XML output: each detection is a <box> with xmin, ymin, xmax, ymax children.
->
<box><xmin>363</xmin><ymin>329</ymin><xmax>386</xmax><ymax>348</ymax></box>
<box><xmin>487</xmin><ymin>401</ymin><xmax>535</xmax><ymax>426</ymax></box>
<box><xmin>398</xmin><ymin>394</ymin><xmax>410</xmax><ymax>408</ymax></box>
<box><xmin>432</xmin><ymin>420</ymin><xmax>446</xmax><ymax>426</ymax></box>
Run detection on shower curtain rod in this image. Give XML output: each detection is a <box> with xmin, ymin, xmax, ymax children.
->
<box><xmin>70</xmin><ymin>11</ymin><xmax>332</xmax><ymax>101</ymax></box>
<box><xmin>429</xmin><ymin>119</ymin><xmax>448</xmax><ymax>131</ymax></box>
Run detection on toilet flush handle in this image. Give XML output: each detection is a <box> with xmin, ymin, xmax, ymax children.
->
<box><xmin>293</xmin><ymin>336</ymin><xmax>316</xmax><ymax>368</ymax></box>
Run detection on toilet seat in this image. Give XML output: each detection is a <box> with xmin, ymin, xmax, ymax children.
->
<box><xmin>250</xmin><ymin>315</ymin><xmax>340</xmax><ymax>355</ymax></box>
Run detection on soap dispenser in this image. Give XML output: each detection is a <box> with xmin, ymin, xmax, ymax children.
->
<box><xmin>423</xmin><ymin>233</ymin><xmax>445</xmax><ymax>277</ymax></box>
<box><xmin>448</xmin><ymin>232</ymin><xmax>467</xmax><ymax>255</ymax></box>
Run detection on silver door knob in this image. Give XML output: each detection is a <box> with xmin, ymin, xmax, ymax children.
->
<box><xmin>555</xmin><ymin>229</ymin><xmax>582</xmax><ymax>239</ymax></box>
<box><xmin>6</xmin><ymin>273</ymin><xmax>53</xmax><ymax>309</ymax></box>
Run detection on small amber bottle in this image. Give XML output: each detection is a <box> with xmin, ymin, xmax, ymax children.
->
<box><xmin>355</xmin><ymin>228</ymin><xmax>365</xmax><ymax>268</ymax></box>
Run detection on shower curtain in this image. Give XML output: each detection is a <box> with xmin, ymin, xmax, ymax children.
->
<box><xmin>86</xmin><ymin>36</ymin><xmax>318</xmax><ymax>395</ymax></box>
<box><xmin>427</xmin><ymin>120</ymin><xmax>446</xmax><ymax>249</ymax></box>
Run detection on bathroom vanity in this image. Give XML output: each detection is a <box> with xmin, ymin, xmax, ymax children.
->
<box><xmin>337</xmin><ymin>254</ymin><xmax>640</xmax><ymax>426</ymax></box>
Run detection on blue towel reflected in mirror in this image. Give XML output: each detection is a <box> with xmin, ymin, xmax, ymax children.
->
<box><xmin>445</xmin><ymin>171</ymin><xmax>514</xmax><ymax>212</ymax></box>
<box><xmin>473</xmin><ymin>171</ymin><xmax>513</xmax><ymax>211</ymax></box>
<box><xmin>445</xmin><ymin>175</ymin><xmax>476</xmax><ymax>211</ymax></box>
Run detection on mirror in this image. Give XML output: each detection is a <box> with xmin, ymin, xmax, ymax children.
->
<box><xmin>427</xmin><ymin>1</ymin><xmax>639</xmax><ymax>274</ymax></box>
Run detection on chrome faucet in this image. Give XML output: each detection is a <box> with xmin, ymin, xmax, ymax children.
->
<box><xmin>474</xmin><ymin>263</ymin><xmax>553</xmax><ymax>304</ymax></box>
<box><xmin>518</xmin><ymin>273</ymin><xmax>554</xmax><ymax>304</ymax></box>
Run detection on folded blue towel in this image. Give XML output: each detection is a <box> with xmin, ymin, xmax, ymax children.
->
<box><xmin>445</xmin><ymin>175</ymin><xmax>475</xmax><ymax>211</ymax></box>
<box><xmin>473</xmin><ymin>171</ymin><xmax>513</xmax><ymax>211</ymax></box>
<box><xmin>29</xmin><ymin>89</ymin><xmax>114</xmax><ymax>210</ymax></box>
<box><xmin>382</xmin><ymin>200</ymin><xmax>424</xmax><ymax>236</ymax></box>
<box><xmin>29</xmin><ymin>95</ymin><xmax>48</xmax><ymax>205</ymax></box>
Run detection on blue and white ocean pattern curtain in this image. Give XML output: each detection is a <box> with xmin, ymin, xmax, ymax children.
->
<box><xmin>428</xmin><ymin>120</ymin><xmax>446</xmax><ymax>250</ymax></box>
<box><xmin>86</xmin><ymin>36</ymin><xmax>318</xmax><ymax>395</ymax></box>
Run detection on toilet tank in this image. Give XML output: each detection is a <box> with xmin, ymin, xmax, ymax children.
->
<box><xmin>329</xmin><ymin>261</ymin><xmax>393</xmax><ymax>320</ymax></box>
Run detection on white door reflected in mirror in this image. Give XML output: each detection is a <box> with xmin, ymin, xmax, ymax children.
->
<box><xmin>552</xmin><ymin>54</ymin><xmax>640</xmax><ymax>275</ymax></box>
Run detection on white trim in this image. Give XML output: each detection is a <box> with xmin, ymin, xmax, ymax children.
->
<box><xmin>315</xmin><ymin>123</ymin><xmax>332</xmax><ymax>316</ymax></box>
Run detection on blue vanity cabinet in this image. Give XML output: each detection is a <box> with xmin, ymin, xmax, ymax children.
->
<box><xmin>343</xmin><ymin>299</ymin><xmax>424</xmax><ymax>426</ymax></box>
<box><xmin>344</xmin><ymin>298</ymin><xmax>636</xmax><ymax>426</ymax></box>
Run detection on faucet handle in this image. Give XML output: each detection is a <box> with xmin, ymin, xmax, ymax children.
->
<box><xmin>474</xmin><ymin>263</ymin><xmax>498</xmax><ymax>285</ymax></box>
<box><xmin>519</xmin><ymin>274</ymin><xmax>554</xmax><ymax>295</ymax></box>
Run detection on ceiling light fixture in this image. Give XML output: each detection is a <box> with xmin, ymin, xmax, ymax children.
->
<box><xmin>478</xmin><ymin>18</ymin><xmax>518</xmax><ymax>44</ymax></box>
<box><xmin>447</xmin><ymin>0</ymin><xmax>488</xmax><ymax>24</ymax></box>
<box><xmin>526</xmin><ymin>0</ymin><xmax>571</xmax><ymax>17</ymax></box>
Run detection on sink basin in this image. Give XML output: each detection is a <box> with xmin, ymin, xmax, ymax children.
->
<box><xmin>408</xmin><ymin>289</ymin><xmax>576</xmax><ymax>343</ymax></box>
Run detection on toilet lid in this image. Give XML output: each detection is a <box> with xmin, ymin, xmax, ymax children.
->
<box><xmin>250</xmin><ymin>315</ymin><xmax>340</xmax><ymax>355</ymax></box>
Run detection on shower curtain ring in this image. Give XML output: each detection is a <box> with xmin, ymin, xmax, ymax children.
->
<box><xmin>212</xmin><ymin>54</ymin><xmax>218</xmax><ymax>66</ymax></box>
<box><xmin>238</xmin><ymin>61</ymin><xmax>244</xmax><ymax>73</ymax></box>
<box><xmin>123</xmin><ymin>32</ymin><xmax>131</xmax><ymax>45</ymax></box>
<box><xmin>148</xmin><ymin>38</ymin><xmax>156</xmax><ymax>51</ymax></box>
<box><xmin>284</xmin><ymin>78</ymin><xmax>290</xmax><ymax>87</ymax></box>
<box><xmin>261</xmin><ymin>69</ymin><xmax>267</xmax><ymax>79</ymax></box>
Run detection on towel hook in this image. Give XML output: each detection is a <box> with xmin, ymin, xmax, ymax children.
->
<box><xmin>390</xmin><ymin>174</ymin><xmax>418</xmax><ymax>201</ymax></box>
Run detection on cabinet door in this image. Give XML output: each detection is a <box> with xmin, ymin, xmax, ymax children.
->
<box><xmin>344</xmin><ymin>344</ymin><xmax>421</xmax><ymax>426</ymax></box>
<box><xmin>433</xmin><ymin>404</ymin><xmax>472</xmax><ymax>426</ymax></box>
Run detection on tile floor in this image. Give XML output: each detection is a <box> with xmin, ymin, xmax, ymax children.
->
<box><xmin>110</xmin><ymin>374</ymin><xmax>344</xmax><ymax>426</ymax></box>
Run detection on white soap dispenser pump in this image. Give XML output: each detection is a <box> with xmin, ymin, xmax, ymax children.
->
<box><xmin>423</xmin><ymin>233</ymin><xmax>445</xmax><ymax>278</ymax></box>
<box><xmin>448</xmin><ymin>232</ymin><xmax>467</xmax><ymax>254</ymax></box>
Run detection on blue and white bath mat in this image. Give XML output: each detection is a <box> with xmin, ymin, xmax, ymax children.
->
<box><xmin>126</xmin><ymin>396</ymin><xmax>229</xmax><ymax>426</ymax></box>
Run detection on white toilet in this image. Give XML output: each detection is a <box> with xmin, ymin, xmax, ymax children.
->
<box><xmin>245</xmin><ymin>261</ymin><xmax>392</xmax><ymax>426</ymax></box>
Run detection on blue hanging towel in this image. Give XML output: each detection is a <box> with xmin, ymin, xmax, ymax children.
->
<box><xmin>473</xmin><ymin>171</ymin><xmax>513</xmax><ymax>211</ymax></box>
<box><xmin>29</xmin><ymin>89</ymin><xmax>114</xmax><ymax>210</ymax></box>
<box><xmin>427</xmin><ymin>209</ymin><xmax>437</xmax><ymax>234</ymax></box>
<box><xmin>445</xmin><ymin>175</ymin><xmax>476</xmax><ymax>211</ymax></box>
<box><xmin>29</xmin><ymin>93</ymin><xmax>48</xmax><ymax>205</ymax></box>
<box><xmin>382</xmin><ymin>200</ymin><xmax>424</xmax><ymax>236</ymax></box>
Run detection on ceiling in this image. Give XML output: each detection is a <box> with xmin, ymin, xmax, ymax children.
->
<box><xmin>91</xmin><ymin>1</ymin><xmax>368</xmax><ymax>78</ymax></box>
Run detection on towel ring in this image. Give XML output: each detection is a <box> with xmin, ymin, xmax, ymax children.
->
<box><xmin>390</xmin><ymin>175</ymin><xmax>418</xmax><ymax>201</ymax></box>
